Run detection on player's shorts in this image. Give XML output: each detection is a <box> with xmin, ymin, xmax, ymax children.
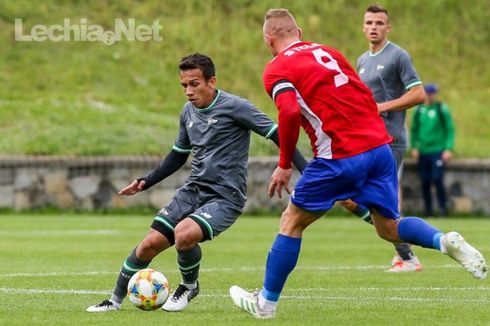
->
<box><xmin>291</xmin><ymin>144</ymin><xmax>399</xmax><ymax>219</ymax></box>
<box><xmin>151</xmin><ymin>184</ymin><xmax>244</xmax><ymax>244</ymax></box>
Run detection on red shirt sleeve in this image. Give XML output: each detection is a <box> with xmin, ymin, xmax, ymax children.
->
<box><xmin>274</xmin><ymin>90</ymin><xmax>301</xmax><ymax>169</ymax></box>
<box><xmin>263</xmin><ymin>62</ymin><xmax>301</xmax><ymax>169</ymax></box>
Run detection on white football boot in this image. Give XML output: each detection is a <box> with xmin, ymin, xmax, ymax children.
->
<box><xmin>162</xmin><ymin>282</ymin><xmax>199</xmax><ymax>312</ymax></box>
<box><xmin>441</xmin><ymin>231</ymin><xmax>487</xmax><ymax>280</ymax></box>
<box><xmin>86</xmin><ymin>299</ymin><xmax>120</xmax><ymax>312</ymax></box>
<box><xmin>229</xmin><ymin>285</ymin><xmax>275</xmax><ymax>319</ymax></box>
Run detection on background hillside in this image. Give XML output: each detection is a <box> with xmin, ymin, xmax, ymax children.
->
<box><xmin>0</xmin><ymin>0</ymin><xmax>488</xmax><ymax>156</ymax></box>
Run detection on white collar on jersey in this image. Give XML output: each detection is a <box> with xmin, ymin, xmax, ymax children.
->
<box><xmin>270</xmin><ymin>40</ymin><xmax>303</xmax><ymax>63</ymax></box>
<box><xmin>369</xmin><ymin>40</ymin><xmax>391</xmax><ymax>57</ymax></box>
<box><xmin>283</xmin><ymin>40</ymin><xmax>302</xmax><ymax>51</ymax></box>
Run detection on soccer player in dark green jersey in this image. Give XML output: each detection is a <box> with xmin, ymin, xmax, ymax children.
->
<box><xmin>86</xmin><ymin>53</ymin><xmax>306</xmax><ymax>313</ymax></box>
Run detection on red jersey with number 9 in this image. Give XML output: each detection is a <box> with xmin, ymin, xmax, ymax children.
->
<box><xmin>263</xmin><ymin>41</ymin><xmax>392</xmax><ymax>167</ymax></box>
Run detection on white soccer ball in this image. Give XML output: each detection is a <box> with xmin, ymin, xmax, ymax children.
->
<box><xmin>127</xmin><ymin>268</ymin><xmax>170</xmax><ymax>311</ymax></box>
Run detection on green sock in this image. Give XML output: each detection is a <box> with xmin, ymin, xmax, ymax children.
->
<box><xmin>112</xmin><ymin>248</ymin><xmax>151</xmax><ymax>302</ymax></box>
<box><xmin>177</xmin><ymin>245</ymin><xmax>202</xmax><ymax>284</ymax></box>
<box><xmin>352</xmin><ymin>205</ymin><xmax>373</xmax><ymax>224</ymax></box>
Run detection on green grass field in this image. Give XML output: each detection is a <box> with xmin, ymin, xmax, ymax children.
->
<box><xmin>1</xmin><ymin>1</ymin><xmax>489</xmax><ymax>156</ymax></box>
<box><xmin>0</xmin><ymin>214</ymin><xmax>489</xmax><ymax>325</ymax></box>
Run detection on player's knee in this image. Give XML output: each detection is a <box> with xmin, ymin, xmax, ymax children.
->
<box><xmin>371</xmin><ymin>211</ymin><xmax>401</xmax><ymax>243</ymax></box>
<box><xmin>137</xmin><ymin>232</ymin><xmax>169</xmax><ymax>260</ymax></box>
<box><xmin>138</xmin><ymin>236</ymin><xmax>157</xmax><ymax>255</ymax></box>
<box><xmin>174</xmin><ymin>222</ymin><xmax>201</xmax><ymax>251</ymax></box>
<box><xmin>279</xmin><ymin>210</ymin><xmax>307</xmax><ymax>236</ymax></box>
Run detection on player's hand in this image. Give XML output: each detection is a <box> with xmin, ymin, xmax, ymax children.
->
<box><xmin>119</xmin><ymin>179</ymin><xmax>145</xmax><ymax>196</ymax></box>
<box><xmin>410</xmin><ymin>149</ymin><xmax>419</xmax><ymax>160</ymax></box>
<box><xmin>268</xmin><ymin>166</ymin><xmax>292</xmax><ymax>199</ymax></box>
<box><xmin>442</xmin><ymin>150</ymin><xmax>453</xmax><ymax>162</ymax></box>
<box><xmin>377</xmin><ymin>102</ymin><xmax>388</xmax><ymax>113</ymax></box>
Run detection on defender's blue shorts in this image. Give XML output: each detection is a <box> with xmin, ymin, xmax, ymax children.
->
<box><xmin>291</xmin><ymin>144</ymin><xmax>399</xmax><ymax>219</ymax></box>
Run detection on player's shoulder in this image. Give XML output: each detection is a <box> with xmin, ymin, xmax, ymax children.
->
<box><xmin>386</xmin><ymin>41</ymin><xmax>412</xmax><ymax>59</ymax></box>
<box><xmin>263</xmin><ymin>56</ymin><xmax>290</xmax><ymax>94</ymax></box>
<box><xmin>264</xmin><ymin>54</ymin><xmax>287</xmax><ymax>75</ymax></box>
<box><xmin>218</xmin><ymin>90</ymin><xmax>253</xmax><ymax>111</ymax></box>
<box><xmin>181</xmin><ymin>101</ymin><xmax>193</xmax><ymax>115</ymax></box>
<box><xmin>357</xmin><ymin>50</ymin><xmax>370</xmax><ymax>62</ymax></box>
<box><xmin>218</xmin><ymin>89</ymin><xmax>244</xmax><ymax>103</ymax></box>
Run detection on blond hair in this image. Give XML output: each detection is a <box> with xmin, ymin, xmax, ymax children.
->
<box><xmin>264</xmin><ymin>8</ymin><xmax>298</xmax><ymax>37</ymax></box>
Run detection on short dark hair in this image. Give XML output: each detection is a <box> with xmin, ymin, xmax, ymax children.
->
<box><xmin>179</xmin><ymin>53</ymin><xmax>215</xmax><ymax>80</ymax></box>
<box><xmin>366</xmin><ymin>3</ymin><xmax>389</xmax><ymax>20</ymax></box>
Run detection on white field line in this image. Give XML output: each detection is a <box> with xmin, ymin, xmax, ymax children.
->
<box><xmin>0</xmin><ymin>264</ymin><xmax>461</xmax><ymax>277</ymax></box>
<box><xmin>0</xmin><ymin>288</ymin><xmax>110</xmax><ymax>295</ymax></box>
<box><xmin>1</xmin><ymin>271</ymin><xmax>117</xmax><ymax>277</ymax></box>
<box><xmin>0</xmin><ymin>230</ymin><xmax>120</xmax><ymax>236</ymax></box>
<box><xmin>0</xmin><ymin>288</ymin><xmax>487</xmax><ymax>303</ymax></box>
<box><xmin>202</xmin><ymin>264</ymin><xmax>462</xmax><ymax>272</ymax></box>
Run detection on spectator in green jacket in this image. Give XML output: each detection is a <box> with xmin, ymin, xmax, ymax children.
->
<box><xmin>410</xmin><ymin>84</ymin><xmax>455</xmax><ymax>217</ymax></box>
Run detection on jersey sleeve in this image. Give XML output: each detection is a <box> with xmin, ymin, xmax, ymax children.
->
<box><xmin>233</xmin><ymin>100</ymin><xmax>278</xmax><ymax>139</ymax></box>
<box><xmin>263</xmin><ymin>62</ymin><xmax>301</xmax><ymax>169</ymax></box>
<box><xmin>396</xmin><ymin>50</ymin><xmax>422</xmax><ymax>90</ymax></box>
<box><xmin>263</xmin><ymin>60</ymin><xmax>295</xmax><ymax>97</ymax></box>
<box><xmin>172</xmin><ymin>109</ymin><xmax>193</xmax><ymax>154</ymax></box>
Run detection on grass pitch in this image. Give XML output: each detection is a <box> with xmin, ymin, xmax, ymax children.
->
<box><xmin>0</xmin><ymin>214</ymin><xmax>489</xmax><ymax>325</ymax></box>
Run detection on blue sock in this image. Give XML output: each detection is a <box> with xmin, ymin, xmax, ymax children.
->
<box><xmin>398</xmin><ymin>217</ymin><xmax>444</xmax><ymax>250</ymax></box>
<box><xmin>261</xmin><ymin>234</ymin><xmax>302</xmax><ymax>302</ymax></box>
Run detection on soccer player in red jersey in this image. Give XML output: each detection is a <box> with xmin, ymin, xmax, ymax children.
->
<box><xmin>230</xmin><ymin>8</ymin><xmax>486</xmax><ymax>319</ymax></box>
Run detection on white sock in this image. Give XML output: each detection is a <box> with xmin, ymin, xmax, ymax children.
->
<box><xmin>109</xmin><ymin>298</ymin><xmax>121</xmax><ymax>308</ymax></box>
<box><xmin>182</xmin><ymin>281</ymin><xmax>197</xmax><ymax>290</ymax></box>
<box><xmin>258</xmin><ymin>291</ymin><xmax>278</xmax><ymax>312</ymax></box>
<box><xmin>439</xmin><ymin>234</ymin><xmax>448</xmax><ymax>254</ymax></box>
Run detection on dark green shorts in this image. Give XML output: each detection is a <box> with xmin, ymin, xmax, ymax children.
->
<box><xmin>151</xmin><ymin>184</ymin><xmax>244</xmax><ymax>244</ymax></box>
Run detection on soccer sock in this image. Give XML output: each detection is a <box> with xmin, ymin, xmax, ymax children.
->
<box><xmin>112</xmin><ymin>247</ymin><xmax>151</xmax><ymax>303</ymax></box>
<box><xmin>260</xmin><ymin>234</ymin><xmax>302</xmax><ymax>307</ymax></box>
<box><xmin>393</xmin><ymin>243</ymin><xmax>414</xmax><ymax>261</ymax></box>
<box><xmin>397</xmin><ymin>217</ymin><xmax>444</xmax><ymax>250</ymax></box>
<box><xmin>351</xmin><ymin>205</ymin><xmax>373</xmax><ymax>224</ymax></box>
<box><xmin>258</xmin><ymin>293</ymin><xmax>278</xmax><ymax>312</ymax></box>
<box><xmin>177</xmin><ymin>245</ymin><xmax>202</xmax><ymax>287</ymax></box>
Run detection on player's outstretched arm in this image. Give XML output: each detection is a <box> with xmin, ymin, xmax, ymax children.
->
<box><xmin>119</xmin><ymin>179</ymin><xmax>146</xmax><ymax>196</ymax></box>
<box><xmin>119</xmin><ymin>150</ymin><xmax>189</xmax><ymax>196</ymax></box>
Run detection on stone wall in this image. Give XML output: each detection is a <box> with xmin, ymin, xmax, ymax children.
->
<box><xmin>1</xmin><ymin>155</ymin><xmax>489</xmax><ymax>214</ymax></box>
